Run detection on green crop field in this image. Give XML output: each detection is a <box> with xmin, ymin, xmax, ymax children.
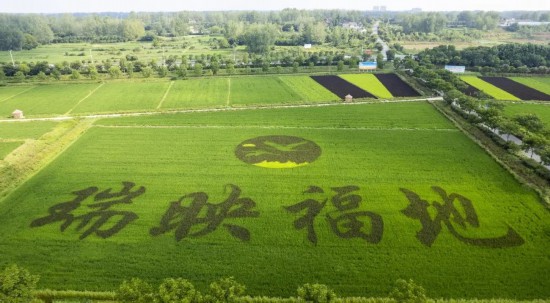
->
<box><xmin>0</xmin><ymin>141</ymin><xmax>23</xmax><ymax>159</ymax></box>
<box><xmin>339</xmin><ymin>74</ymin><xmax>394</xmax><ymax>99</ymax></box>
<box><xmin>460</xmin><ymin>76</ymin><xmax>521</xmax><ymax>101</ymax></box>
<box><xmin>278</xmin><ymin>76</ymin><xmax>339</xmax><ymax>102</ymax></box>
<box><xmin>0</xmin><ymin>86</ymin><xmax>36</xmax><ymax>103</ymax></box>
<box><xmin>0</xmin><ymin>102</ymin><xmax>547</xmax><ymax>299</ymax></box>
<box><xmin>228</xmin><ymin>77</ymin><xmax>302</xmax><ymax>105</ymax></box>
<box><xmin>510</xmin><ymin>77</ymin><xmax>550</xmax><ymax>95</ymax></box>
<box><xmin>0</xmin><ymin>121</ymin><xmax>58</xmax><ymax>139</ymax></box>
<box><xmin>161</xmin><ymin>78</ymin><xmax>229</xmax><ymax>109</ymax></box>
<box><xmin>71</xmin><ymin>81</ymin><xmax>170</xmax><ymax>114</ymax></box>
<box><xmin>504</xmin><ymin>103</ymin><xmax>550</xmax><ymax>126</ymax></box>
<box><xmin>0</xmin><ymin>83</ymin><xmax>100</xmax><ymax>117</ymax></box>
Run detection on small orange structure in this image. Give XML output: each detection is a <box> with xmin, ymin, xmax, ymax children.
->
<box><xmin>12</xmin><ymin>109</ymin><xmax>24</xmax><ymax>119</ymax></box>
<box><xmin>344</xmin><ymin>94</ymin><xmax>353</xmax><ymax>103</ymax></box>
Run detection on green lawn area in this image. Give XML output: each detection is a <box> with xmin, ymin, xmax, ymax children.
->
<box><xmin>229</xmin><ymin>77</ymin><xmax>302</xmax><ymax>105</ymax></box>
<box><xmin>509</xmin><ymin>77</ymin><xmax>550</xmax><ymax>95</ymax></box>
<box><xmin>504</xmin><ymin>103</ymin><xmax>550</xmax><ymax>126</ymax></box>
<box><xmin>161</xmin><ymin>78</ymin><xmax>229</xmax><ymax>109</ymax></box>
<box><xmin>278</xmin><ymin>76</ymin><xmax>339</xmax><ymax>102</ymax></box>
<box><xmin>0</xmin><ymin>121</ymin><xmax>58</xmax><ymax>139</ymax></box>
<box><xmin>0</xmin><ymin>86</ymin><xmax>35</xmax><ymax>103</ymax></box>
<box><xmin>0</xmin><ymin>83</ymin><xmax>100</xmax><ymax>117</ymax></box>
<box><xmin>339</xmin><ymin>74</ymin><xmax>394</xmax><ymax>99</ymax></box>
<box><xmin>0</xmin><ymin>141</ymin><xmax>23</xmax><ymax>159</ymax></box>
<box><xmin>460</xmin><ymin>76</ymin><xmax>520</xmax><ymax>101</ymax></box>
<box><xmin>71</xmin><ymin>81</ymin><xmax>170</xmax><ymax>114</ymax></box>
<box><xmin>0</xmin><ymin>102</ymin><xmax>547</xmax><ymax>299</ymax></box>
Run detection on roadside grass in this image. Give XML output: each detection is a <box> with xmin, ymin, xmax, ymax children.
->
<box><xmin>503</xmin><ymin>103</ymin><xmax>550</xmax><ymax>126</ymax></box>
<box><xmin>0</xmin><ymin>121</ymin><xmax>59</xmax><ymax>139</ymax></box>
<box><xmin>0</xmin><ymin>103</ymin><xmax>547</xmax><ymax>299</ymax></box>
<box><xmin>278</xmin><ymin>76</ymin><xmax>340</xmax><ymax>102</ymax></box>
<box><xmin>229</xmin><ymin>77</ymin><xmax>302</xmax><ymax>105</ymax></box>
<box><xmin>509</xmin><ymin>77</ymin><xmax>550</xmax><ymax>96</ymax></box>
<box><xmin>0</xmin><ymin>84</ymin><xmax>99</xmax><ymax>117</ymax></box>
<box><xmin>460</xmin><ymin>76</ymin><xmax>520</xmax><ymax>101</ymax></box>
<box><xmin>0</xmin><ymin>141</ymin><xmax>23</xmax><ymax>159</ymax></box>
<box><xmin>71</xmin><ymin>81</ymin><xmax>170</xmax><ymax>114</ymax></box>
<box><xmin>339</xmin><ymin>74</ymin><xmax>394</xmax><ymax>99</ymax></box>
<box><xmin>161</xmin><ymin>78</ymin><xmax>229</xmax><ymax>109</ymax></box>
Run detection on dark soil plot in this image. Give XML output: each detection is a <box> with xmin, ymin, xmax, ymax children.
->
<box><xmin>463</xmin><ymin>84</ymin><xmax>481</xmax><ymax>96</ymax></box>
<box><xmin>310</xmin><ymin>75</ymin><xmax>376</xmax><ymax>99</ymax></box>
<box><xmin>480</xmin><ymin>77</ymin><xmax>550</xmax><ymax>101</ymax></box>
<box><xmin>374</xmin><ymin>74</ymin><xmax>421</xmax><ymax>97</ymax></box>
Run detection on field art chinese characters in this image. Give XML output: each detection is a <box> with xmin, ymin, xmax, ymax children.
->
<box><xmin>30</xmin><ymin>182</ymin><xmax>145</xmax><ymax>240</ymax></box>
<box><xmin>285</xmin><ymin>185</ymin><xmax>383</xmax><ymax>245</ymax></box>
<box><xmin>399</xmin><ymin>186</ymin><xmax>524</xmax><ymax>248</ymax></box>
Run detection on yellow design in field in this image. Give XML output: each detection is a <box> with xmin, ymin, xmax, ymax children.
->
<box><xmin>242</xmin><ymin>143</ymin><xmax>256</xmax><ymax>147</ymax></box>
<box><xmin>253</xmin><ymin>160</ymin><xmax>310</xmax><ymax>169</ymax></box>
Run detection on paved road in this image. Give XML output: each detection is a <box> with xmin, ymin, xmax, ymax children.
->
<box><xmin>372</xmin><ymin>21</ymin><xmax>390</xmax><ymax>60</ymax></box>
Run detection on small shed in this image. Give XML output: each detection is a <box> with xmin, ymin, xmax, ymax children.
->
<box><xmin>12</xmin><ymin>109</ymin><xmax>24</xmax><ymax>119</ymax></box>
<box><xmin>344</xmin><ymin>94</ymin><xmax>353</xmax><ymax>103</ymax></box>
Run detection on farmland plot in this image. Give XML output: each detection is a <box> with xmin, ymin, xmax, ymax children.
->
<box><xmin>374</xmin><ymin>74</ymin><xmax>420</xmax><ymax>97</ymax></box>
<box><xmin>229</xmin><ymin>77</ymin><xmax>302</xmax><ymax>105</ymax></box>
<box><xmin>0</xmin><ymin>102</ymin><xmax>547</xmax><ymax>299</ymax></box>
<box><xmin>0</xmin><ymin>84</ymin><xmax>100</xmax><ymax>117</ymax></box>
<box><xmin>310</xmin><ymin>75</ymin><xmax>375</xmax><ymax>99</ymax></box>
<box><xmin>161</xmin><ymin>78</ymin><xmax>229</xmax><ymax>109</ymax></box>
<box><xmin>510</xmin><ymin>77</ymin><xmax>550</xmax><ymax>96</ymax></box>
<box><xmin>339</xmin><ymin>74</ymin><xmax>393</xmax><ymax>99</ymax></box>
<box><xmin>278</xmin><ymin>76</ymin><xmax>339</xmax><ymax>102</ymax></box>
<box><xmin>0</xmin><ymin>141</ymin><xmax>23</xmax><ymax>159</ymax></box>
<box><xmin>0</xmin><ymin>86</ymin><xmax>35</xmax><ymax>103</ymax></box>
<box><xmin>71</xmin><ymin>82</ymin><xmax>170</xmax><ymax>114</ymax></box>
<box><xmin>480</xmin><ymin>77</ymin><xmax>550</xmax><ymax>101</ymax></box>
<box><xmin>460</xmin><ymin>76</ymin><xmax>520</xmax><ymax>101</ymax></box>
<box><xmin>0</xmin><ymin>121</ymin><xmax>58</xmax><ymax>139</ymax></box>
<box><xmin>504</xmin><ymin>103</ymin><xmax>550</xmax><ymax>126</ymax></box>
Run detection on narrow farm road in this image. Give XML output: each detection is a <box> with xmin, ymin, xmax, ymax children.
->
<box><xmin>372</xmin><ymin>21</ymin><xmax>390</xmax><ymax>60</ymax></box>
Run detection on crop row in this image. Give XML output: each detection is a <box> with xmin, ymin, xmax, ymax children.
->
<box><xmin>460</xmin><ymin>76</ymin><xmax>550</xmax><ymax>101</ymax></box>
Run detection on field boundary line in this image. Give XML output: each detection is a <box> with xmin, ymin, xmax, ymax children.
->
<box><xmin>226</xmin><ymin>78</ymin><xmax>231</xmax><ymax>106</ymax></box>
<box><xmin>0</xmin><ymin>86</ymin><xmax>36</xmax><ymax>103</ymax></box>
<box><xmin>64</xmin><ymin>82</ymin><xmax>105</xmax><ymax>115</ymax></box>
<box><xmin>94</xmin><ymin>124</ymin><xmax>459</xmax><ymax>132</ymax></box>
<box><xmin>0</xmin><ymin>139</ymin><xmax>27</xmax><ymax>143</ymax></box>
<box><xmin>156</xmin><ymin>81</ymin><xmax>174</xmax><ymax>109</ymax></box>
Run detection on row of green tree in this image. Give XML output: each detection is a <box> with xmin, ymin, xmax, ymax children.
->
<box><xmin>415</xmin><ymin>44</ymin><xmax>550</xmax><ymax>69</ymax></box>
<box><xmin>0</xmin><ymin>263</ymin><xmax>427</xmax><ymax>303</ymax></box>
<box><xmin>398</xmin><ymin>57</ymin><xmax>550</xmax><ymax>169</ymax></box>
<box><xmin>394</xmin><ymin>11</ymin><xmax>501</xmax><ymax>34</ymax></box>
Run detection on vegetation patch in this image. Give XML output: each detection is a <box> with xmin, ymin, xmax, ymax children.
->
<box><xmin>503</xmin><ymin>103</ymin><xmax>550</xmax><ymax>127</ymax></box>
<box><xmin>0</xmin><ymin>121</ymin><xmax>58</xmax><ymax>139</ymax></box>
<box><xmin>0</xmin><ymin>86</ymin><xmax>35</xmax><ymax>103</ymax></box>
<box><xmin>339</xmin><ymin>74</ymin><xmax>394</xmax><ymax>99</ymax></box>
<box><xmin>460</xmin><ymin>76</ymin><xmax>520</xmax><ymax>101</ymax></box>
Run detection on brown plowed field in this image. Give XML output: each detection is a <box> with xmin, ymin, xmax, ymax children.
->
<box><xmin>374</xmin><ymin>74</ymin><xmax>421</xmax><ymax>97</ymax></box>
<box><xmin>480</xmin><ymin>77</ymin><xmax>550</xmax><ymax>101</ymax></box>
<box><xmin>310</xmin><ymin>75</ymin><xmax>376</xmax><ymax>99</ymax></box>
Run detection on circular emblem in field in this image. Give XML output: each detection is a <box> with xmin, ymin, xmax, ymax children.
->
<box><xmin>235</xmin><ymin>135</ymin><xmax>321</xmax><ymax>168</ymax></box>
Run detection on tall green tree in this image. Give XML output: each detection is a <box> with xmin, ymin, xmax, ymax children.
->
<box><xmin>0</xmin><ymin>264</ymin><xmax>39</xmax><ymax>303</ymax></box>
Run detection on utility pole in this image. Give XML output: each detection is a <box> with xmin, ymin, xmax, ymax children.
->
<box><xmin>9</xmin><ymin>50</ymin><xmax>15</xmax><ymax>67</ymax></box>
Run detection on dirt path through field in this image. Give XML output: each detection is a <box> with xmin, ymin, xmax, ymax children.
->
<box><xmin>156</xmin><ymin>81</ymin><xmax>174</xmax><ymax>109</ymax></box>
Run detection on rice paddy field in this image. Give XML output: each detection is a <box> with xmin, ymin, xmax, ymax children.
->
<box><xmin>338</xmin><ymin>74</ymin><xmax>394</xmax><ymax>99</ymax></box>
<box><xmin>0</xmin><ymin>141</ymin><xmax>23</xmax><ymax>159</ymax></box>
<box><xmin>0</xmin><ymin>101</ymin><xmax>548</xmax><ymax>299</ymax></box>
<box><xmin>504</xmin><ymin>103</ymin><xmax>550</xmax><ymax>126</ymax></box>
<box><xmin>509</xmin><ymin>77</ymin><xmax>550</xmax><ymax>96</ymax></box>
